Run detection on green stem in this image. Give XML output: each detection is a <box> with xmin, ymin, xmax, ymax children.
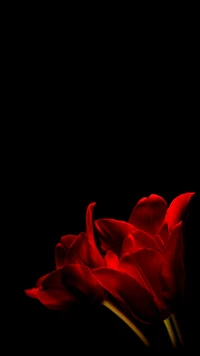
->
<box><xmin>102</xmin><ymin>299</ymin><xmax>150</xmax><ymax>347</ymax></box>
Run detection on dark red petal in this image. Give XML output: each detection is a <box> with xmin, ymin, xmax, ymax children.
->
<box><xmin>165</xmin><ymin>192</ymin><xmax>195</xmax><ymax>231</ymax></box>
<box><xmin>63</xmin><ymin>264</ymin><xmax>104</xmax><ymax>303</ymax></box>
<box><xmin>55</xmin><ymin>243</ymin><xmax>67</xmax><ymax>269</ymax></box>
<box><xmin>128</xmin><ymin>194</ymin><xmax>168</xmax><ymax>236</ymax></box>
<box><xmin>119</xmin><ymin>249</ymin><xmax>166</xmax><ymax>314</ymax></box>
<box><xmin>105</xmin><ymin>251</ymin><xmax>119</xmax><ymax>269</ymax></box>
<box><xmin>67</xmin><ymin>232</ymin><xmax>104</xmax><ymax>268</ymax></box>
<box><xmin>55</xmin><ymin>235</ymin><xmax>78</xmax><ymax>268</ymax></box>
<box><xmin>93</xmin><ymin>267</ymin><xmax>161</xmax><ymax>323</ymax></box>
<box><xmin>161</xmin><ymin>222</ymin><xmax>185</xmax><ymax>307</ymax></box>
<box><xmin>25</xmin><ymin>269</ymin><xmax>76</xmax><ymax>309</ymax></box>
<box><xmin>86</xmin><ymin>202</ymin><xmax>96</xmax><ymax>243</ymax></box>
<box><xmin>94</xmin><ymin>219</ymin><xmax>134</xmax><ymax>256</ymax></box>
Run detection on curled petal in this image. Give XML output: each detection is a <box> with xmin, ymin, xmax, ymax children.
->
<box><xmin>86</xmin><ymin>202</ymin><xmax>96</xmax><ymax>244</ymax></box>
<box><xmin>165</xmin><ymin>192</ymin><xmax>195</xmax><ymax>231</ymax></box>
<box><xmin>93</xmin><ymin>267</ymin><xmax>161</xmax><ymax>323</ymax></box>
<box><xmin>94</xmin><ymin>219</ymin><xmax>134</xmax><ymax>256</ymax></box>
<box><xmin>128</xmin><ymin>194</ymin><xmax>168</xmax><ymax>236</ymax></box>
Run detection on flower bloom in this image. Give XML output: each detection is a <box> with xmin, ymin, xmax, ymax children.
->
<box><xmin>25</xmin><ymin>203</ymin><xmax>105</xmax><ymax>309</ymax></box>
<box><xmin>94</xmin><ymin>193</ymin><xmax>195</xmax><ymax>322</ymax></box>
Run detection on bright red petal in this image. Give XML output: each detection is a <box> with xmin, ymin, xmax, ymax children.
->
<box><xmin>67</xmin><ymin>232</ymin><xmax>104</xmax><ymax>268</ymax></box>
<box><xmin>165</xmin><ymin>192</ymin><xmax>195</xmax><ymax>231</ymax></box>
<box><xmin>128</xmin><ymin>195</ymin><xmax>168</xmax><ymax>236</ymax></box>
<box><xmin>105</xmin><ymin>251</ymin><xmax>119</xmax><ymax>269</ymax></box>
<box><xmin>93</xmin><ymin>267</ymin><xmax>161</xmax><ymax>323</ymax></box>
<box><xmin>94</xmin><ymin>219</ymin><xmax>134</xmax><ymax>256</ymax></box>
<box><xmin>25</xmin><ymin>269</ymin><xmax>76</xmax><ymax>309</ymax></box>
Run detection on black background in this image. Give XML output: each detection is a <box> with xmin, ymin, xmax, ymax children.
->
<box><xmin>6</xmin><ymin>11</ymin><xmax>199</xmax><ymax>355</ymax></box>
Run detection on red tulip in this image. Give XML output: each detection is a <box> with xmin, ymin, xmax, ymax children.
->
<box><xmin>25</xmin><ymin>203</ymin><xmax>105</xmax><ymax>309</ymax></box>
<box><xmin>94</xmin><ymin>193</ymin><xmax>195</xmax><ymax>321</ymax></box>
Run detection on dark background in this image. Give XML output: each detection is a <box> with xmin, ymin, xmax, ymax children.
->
<box><xmin>6</xmin><ymin>11</ymin><xmax>199</xmax><ymax>355</ymax></box>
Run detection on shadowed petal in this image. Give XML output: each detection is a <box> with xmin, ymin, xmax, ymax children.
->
<box><xmin>93</xmin><ymin>267</ymin><xmax>161</xmax><ymax>323</ymax></box>
<box><xmin>55</xmin><ymin>235</ymin><xmax>77</xmax><ymax>268</ymax></box>
<box><xmin>94</xmin><ymin>219</ymin><xmax>134</xmax><ymax>256</ymax></box>
<box><xmin>161</xmin><ymin>222</ymin><xmax>185</xmax><ymax>308</ymax></box>
<box><xmin>63</xmin><ymin>264</ymin><xmax>105</xmax><ymax>303</ymax></box>
<box><xmin>67</xmin><ymin>232</ymin><xmax>104</xmax><ymax>268</ymax></box>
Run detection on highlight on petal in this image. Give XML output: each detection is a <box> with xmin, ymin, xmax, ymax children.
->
<box><xmin>94</xmin><ymin>219</ymin><xmax>134</xmax><ymax>256</ymax></box>
<box><xmin>128</xmin><ymin>194</ymin><xmax>168</xmax><ymax>237</ymax></box>
<box><xmin>86</xmin><ymin>202</ymin><xmax>96</xmax><ymax>243</ymax></box>
<box><xmin>25</xmin><ymin>269</ymin><xmax>76</xmax><ymax>309</ymax></box>
<box><xmin>67</xmin><ymin>232</ymin><xmax>104</xmax><ymax>268</ymax></box>
<box><xmin>105</xmin><ymin>251</ymin><xmax>119</xmax><ymax>269</ymax></box>
<box><xmin>165</xmin><ymin>192</ymin><xmax>195</xmax><ymax>231</ymax></box>
<box><xmin>63</xmin><ymin>264</ymin><xmax>105</xmax><ymax>303</ymax></box>
<box><xmin>93</xmin><ymin>267</ymin><xmax>161</xmax><ymax>323</ymax></box>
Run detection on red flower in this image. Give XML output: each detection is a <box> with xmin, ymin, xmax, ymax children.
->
<box><xmin>94</xmin><ymin>193</ymin><xmax>195</xmax><ymax>322</ymax></box>
<box><xmin>25</xmin><ymin>203</ymin><xmax>105</xmax><ymax>309</ymax></box>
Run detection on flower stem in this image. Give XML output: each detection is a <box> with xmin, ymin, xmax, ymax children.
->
<box><xmin>171</xmin><ymin>313</ymin><xmax>184</xmax><ymax>346</ymax></box>
<box><xmin>102</xmin><ymin>299</ymin><xmax>150</xmax><ymax>347</ymax></box>
<box><xmin>163</xmin><ymin>317</ymin><xmax>177</xmax><ymax>347</ymax></box>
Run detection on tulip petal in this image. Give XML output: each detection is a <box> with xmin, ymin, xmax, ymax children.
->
<box><xmin>86</xmin><ymin>202</ymin><xmax>96</xmax><ymax>243</ymax></box>
<box><xmin>128</xmin><ymin>194</ymin><xmax>168</xmax><ymax>236</ymax></box>
<box><xmin>63</xmin><ymin>264</ymin><xmax>104</xmax><ymax>303</ymax></box>
<box><xmin>93</xmin><ymin>267</ymin><xmax>161</xmax><ymax>323</ymax></box>
<box><xmin>55</xmin><ymin>235</ymin><xmax>77</xmax><ymax>268</ymax></box>
<box><xmin>94</xmin><ymin>219</ymin><xmax>134</xmax><ymax>256</ymax></box>
<box><xmin>159</xmin><ymin>223</ymin><xmax>169</xmax><ymax>247</ymax></box>
<box><xmin>105</xmin><ymin>251</ymin><xmax>119</xmax><ymax>269</ymax></box>
<box><xmin>121</xmin><ymin>229</ymin><xmax>162</xmax><ymax>259</ymax></box>
<box><xmin>25</xmin><ymin>268</ymin><xmax>76</xmax><ymax>309</ymax></box>
<box><xmin>165</xmin><ymin>192</ymin><xmax>195</xmax><ymax>231</ymax></box>
<box><xmin>161</xmin><ymin>222</ymin><xmax>185</xmax><ymax>307</ymax></box>
<box><xmin>67</xmin><ymin>232</ymin><xmax>104</xmax><ymax>268</ymax></box>
<box><xmin>119</xmin><ymin>249</ymin><xmax>166</xmax><ymax>315</ymax></box>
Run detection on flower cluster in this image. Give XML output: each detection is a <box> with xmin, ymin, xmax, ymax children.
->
<box><xmin>25</xmin><ymin>193</ymin><xmax>194</xmax><ymax>346</ymax></box>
